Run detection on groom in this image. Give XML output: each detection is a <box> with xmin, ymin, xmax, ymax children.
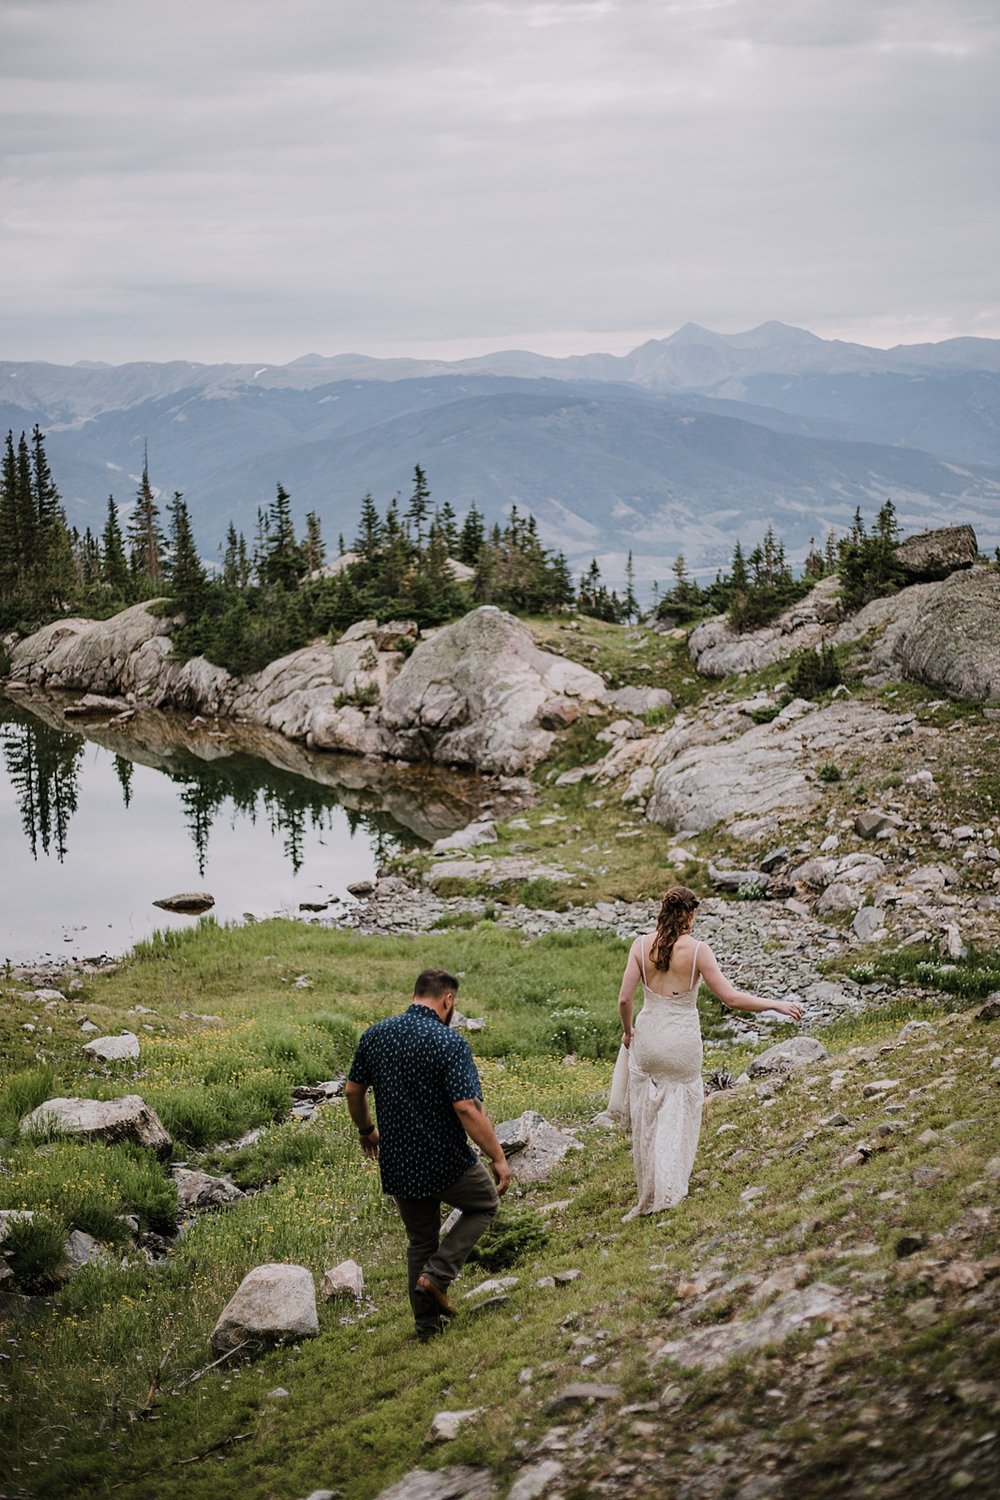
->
<box><xmin>345</xmin><ymin>967</ymin><xmax>511</xmax><ymax>1340</ymax></box>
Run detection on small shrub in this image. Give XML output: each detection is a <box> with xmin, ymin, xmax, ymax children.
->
<box><xmin>466</xmin><ymin>1208</ymin><xmax>548</xmax><ymax>1272</ymax></box>
<box><xmin>1</xmin><ymin>1213</ymin><xmax>67</xmax><ymax>1293</ymax></box>
<box><xmin>334</xmin><ymin>682</ymin><xmax>379</xmax><ymax>710</ymax></box>
<box><xmin>786</xmin><ymin>644</ymin><xmax>842</xmax><ymax>700</ymax></box>
<box><xmin>520</xmin><ymin>877</ymin><xmax>558</xmax><ymax>908</ymax></box>
<box><xmin>749</xmin><ymin>705</ymin><xmax>781</xmax><ymax>725</ymax></box>
<box><xmin>736</xmin><ymin>881</ymin><xmax>768</xmax><ymax>901</ymax></box>
<box><xmin>644</xmin><ymin>706</ymin><xmax>671</xmax><ymax>728</ymax></box>
<box><xmin>817</xmin><ymin>763</ymin><xmax>842</xmax><ymax>783</ymax></box>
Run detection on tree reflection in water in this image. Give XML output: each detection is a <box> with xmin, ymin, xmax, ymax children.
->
<box><xmin>165</xmin><ymin>750</ymin><xmax>400</xmax><ymax>875</ymax></box>
<box><xmin>1</xmin><ymin>701</ymin><xmax>404</xmax><ymax>874</ymax></box>
<box><xmin>0</xmin><ymin>705</ymin><xmax>83</xmax><ymax>861</ymax></box>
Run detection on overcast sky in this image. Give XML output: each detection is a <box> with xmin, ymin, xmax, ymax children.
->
<box><xmin>2</xmin><ymin>0</ymin><xmax>998</xmax><ymax>366</ymax></box>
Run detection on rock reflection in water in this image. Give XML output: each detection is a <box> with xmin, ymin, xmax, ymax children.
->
<box><xmin>2</xmin><ymin>693</ymin><xmax>487</xmax><ymax>872</ymax></box>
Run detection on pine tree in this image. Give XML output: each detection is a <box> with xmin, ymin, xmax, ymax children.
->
<box><xmin>30</xmin><ymin>427</ymin><xmax>75</xmax><ymax>608</ymax></box>
<box><xmin>78</xmin><ymin>527</ymin><xmax>101</xmax><ymax>587</ymax></box>
<box><xmin>406</xmin><ymin>464</ymin><xmax>431</xmax><ymax>548</ymax></box>
<box><xmin>221</xmin><ymin>522</ymin><xmax>241</xmax><ymax>590</ymax></box>
<box><xmin>303</xmin><ymin>511</ymin><xmax>325</xmax><ymax>575</ymax></box>
<box><xmin>127</xmin><ymin>447</ymin><xmax>166</xmax><ymax>588</ymax></box>
<box><xmin>166</xmin><ymin>492</ymin><xmax>206</xmax><ymax>613</ymax></box>
<box><xmin>15</xmin><ymin>432</ymin><xmax>36</xmax><ymax>580</ymax></box>
<box><xmin>458</xmin><ymin>503</ymin><xmax>485</xmax><ymax>566</ymax></box>
<box><xmin>0</xmin><ymin>431</ymin><xmax>20</xmax><ymax>600</ymax></box>
<box><xmin>101</xmin><ymin>497</ymin><xmax>130</xmax><ymax>598</ymax></box>
<box><xmin>437</xmin><ymin>499</ymin><xmax>459</xmax><ymax>556</ymax></box>
<box><xmin>355</xmin><ymin>492</ymin><xmax>382</xmax><ymax>561</ymax></box>
<box><xmin>261</xmin><ymin>483</ymin><xmax>301</xmax><ymax>591</ymax></box>
<box><xmin>624</xmin><ymin>550</ymin><xmax>638</xmax><ymax>622</ymax></box>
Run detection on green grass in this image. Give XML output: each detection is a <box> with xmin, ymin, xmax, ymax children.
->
<box><xmin>825</xmin><ymin>942</ymin><xmax>1000</xmax><ymax>1002</ymax></box>
<box><xmin>2</xmin><ymin>916</ymin><xmax>999</xmax><ymax>1498</ymax></box>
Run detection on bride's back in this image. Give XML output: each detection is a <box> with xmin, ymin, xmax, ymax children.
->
<box><xmin>641</xmin><ymin>930</ymin><xmax>700</xmax><ymax>998</ymax></box>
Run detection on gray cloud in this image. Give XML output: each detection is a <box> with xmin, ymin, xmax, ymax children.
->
<box><xmin>1</xmin><ymin>0</ymin><xmax>997</xmax><ymax>362</ymax></box>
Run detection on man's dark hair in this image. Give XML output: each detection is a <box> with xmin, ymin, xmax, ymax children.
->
<box><xmin>413</xmin><ymin>967</ymin><xmax>459</xmax><ymax>1000</ymax></box>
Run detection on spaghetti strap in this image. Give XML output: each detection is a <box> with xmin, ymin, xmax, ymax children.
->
<box><xmin>688</xmin><ymin>940</ymin><xmax>702</xmax><ymax>990</ymax></box>
<box><xmin>640</xmin><ymin>937</ymin><xmax>649</xmax><ymax>990</ymax></box>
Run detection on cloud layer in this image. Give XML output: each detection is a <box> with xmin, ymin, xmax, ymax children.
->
<box><xmin>2</xmin><ymin>0</ymin><xmax>997</xmax><ymax>362</ymax></box>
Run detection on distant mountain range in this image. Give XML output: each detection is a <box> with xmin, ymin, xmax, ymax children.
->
<box><xmin>2</xmin><ymin>322</ymin><xmax>999</xmax><ymax>585</ymax></box>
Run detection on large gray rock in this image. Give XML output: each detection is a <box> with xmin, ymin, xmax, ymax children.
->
<box><xmin>8</xmin><ymin>603</ymin><xmax>609</xmax><ymax>775</ymax></box>
<box><xmin>20</xmin><ymin>1095</ymin><xmax>172</xmax><ymax>1158</ymax></box>
<box><xmin>210</xmin><ymin>1263</ymin><xmax>319</xmax><ymax>1353</ymax></box>
<box><xmin>82</xmin><ymin>1031</ymin><xmax>140</xmax><ymax>1062</ymax></box>
<box><xmin>688</xmin><ymin>577</ymin><xmax>841</xmax><ymax>677</ymax></box>
<box><xmin>654</xmin><ymin>1282</ymin><xmax>848</xmax><ymax>1371</ymax></box>
<box><xmin>644</xmin><ymin>699</ymin><xmax>902</xmax><ymax>835</ymax></box>
<box><xmin>371</xmin><ymin>1469</ymin><xmax>497</xmax><ymax>1500</ymax></box>
<box><xmin>494</xmin><ymin>1110</ymin><xmax>583</xmax><ymax>1185</ymax></box>
<box><xmin>606</xmin><ymin>685</ymin><xmax>673</xmax><ymax>715</ymax></box>
<box><xmin>380</xmin><ymin>607</ymin><xmax>607</xmax><ymax>774</ymax></box>
<box><xmin>7</xmin><ymin>603</ymin><xmax>173</xmax><ymax>698</ymax></box>
<box><xmin>748</xmin><ymin>1038</ymin><xmax>829</xmax><ymax>1078</ymax></box>
<box><xmin>895</xmin><ymin>524</ymin><xmax>978</xmax><ymax>581</ymax></box>
<box><xmin>835</xmin><ymin>567</ymin><xmax>1000</xmax><ymax>703</ymax></box>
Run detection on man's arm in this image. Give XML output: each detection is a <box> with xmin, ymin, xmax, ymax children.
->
<box><xmin>345</xmin><ymin>1079</ymin><xmax>379</xmax><ymax>1159</ymax></box>
<box><xmin>452</xmin><ymin>1097</ymin><xmax>511</xmax><ymax>1195</ymax></box>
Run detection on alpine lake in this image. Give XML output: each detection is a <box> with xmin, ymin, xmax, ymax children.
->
<box><xmin>0</xmin><ymin>690</ymin><xmax>486</xmax><ymax>965</ymax></box>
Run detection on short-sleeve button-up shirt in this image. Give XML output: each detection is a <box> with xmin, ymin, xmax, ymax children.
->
<box><xmin>347</xmin><ymin>1004</ymin><xmax>482</xmax><ymax>1198</ymax></box>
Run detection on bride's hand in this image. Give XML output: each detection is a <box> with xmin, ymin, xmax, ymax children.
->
<box><xmin>778</xmin><ymin>1000</ymin><xmax>803</xmax><ymax>1021</ymax></box>
<box><xmin>622</xmin><ymin>1029</ymin><xmax>634</xmax><ymax>1048</ymax></box>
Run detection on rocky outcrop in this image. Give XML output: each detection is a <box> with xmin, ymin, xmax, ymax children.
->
<box><xmin>379</xmin><ymin>608</ymin><xmax>606</xmax><ymax>774</ymax></box>
<box><xmin>495</xmin><ymin>1110</ymin><xmax>583</xmax><ymax>1184</ymax></box>
<box><xmin>895</xmin><ymin>524</ymin><xmax>978</xmax><ymax>580</ymax></box>
<box><xmin>686</xmin><ymin>532</ymin><xmax>998</xmax><ymax>705</ymax></box>
<box><xmin>843</xmin><ymin>566</ymin><xmax>1000</xmax><ymax>703</ymax></box>
<box><xmin>20</xmin><ymin>1095</ymin><xmax>172</xmax><ymax>1159</ymax></box>
<box><xmin>640</xmin><ymin>698</ymin><xmax>909</xmax><ymax>835</ymax></box>
<box><xmin>688</xmin><ymin>577</ymin><xmax>841</xmax><ymax>678</ymax></box>
<box><xmin>173</xmin><ymin>1168</ymin><xmax>245</xmax><ymax>1212</ymax></box>
<box><xmin>82</xmin><ymin>1031</ymin><xmax>140</xmax><ymax>1062</ymax></box>
<box><xmin>653</xmin><ymin>1282</ymin><xmax>849</xmax><ymax>1372</ymax></box>
<box><xmin>9</xmin><ymin>605</ymin><xmax>608</xmax><ymax>776</ymax></box>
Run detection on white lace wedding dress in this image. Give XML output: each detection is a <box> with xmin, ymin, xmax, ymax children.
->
<box><xmin>608</xmin><ymin>939</ymin><xmax>704</xmax><ymax>1218</ymax></box>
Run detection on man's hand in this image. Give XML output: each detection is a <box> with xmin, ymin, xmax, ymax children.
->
<box><xmin>491</xmin><ymin>1153</ymin><xmax>512</xmax><ymax>1195</ymax></box>
<box><xmin>360</xmin><ymin>1128</ymin><xmax>380</xmax><ymax>1160</ymax></box>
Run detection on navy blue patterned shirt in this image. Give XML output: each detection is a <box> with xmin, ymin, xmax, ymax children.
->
<box><xmin>348</xmin><ymin>1004</ymin><xmax>482</xmax><ymax>1197</ymax></box>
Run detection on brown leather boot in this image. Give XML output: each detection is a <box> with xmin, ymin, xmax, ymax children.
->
<box><xmin>415</xmin><ymin>1275</ymin><xmax>455</xmax><ymax>1316</ymax></box>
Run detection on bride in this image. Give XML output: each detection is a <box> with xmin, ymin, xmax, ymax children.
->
<box><xmin>609</xmin><ymin>886</ymin><xmax>803</xmax><ymax>1220</ymax></box>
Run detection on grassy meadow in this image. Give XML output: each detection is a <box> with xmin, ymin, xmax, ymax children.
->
<box><xmin>1</xmin><ymin>917</ymin><xmax>999</xmax><ymax>1499</ymax></box>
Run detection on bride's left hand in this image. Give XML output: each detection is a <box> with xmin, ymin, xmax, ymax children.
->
<box><xmin>621</xmin><ymin>1029</ymin><xmax>634</xmax><ymax>1048</ymax></box>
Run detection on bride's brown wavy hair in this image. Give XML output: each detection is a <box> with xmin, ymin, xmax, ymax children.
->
<box><xmin>651</xmin><ymin>886</ymin><xmax>700</xmax><ymax>971</ymax></box>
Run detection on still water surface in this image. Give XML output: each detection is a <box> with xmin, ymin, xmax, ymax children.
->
<box><xmin>0</xmin><ymin>695</ymin><xmax>478</xmax><ymax>964</ymax></box>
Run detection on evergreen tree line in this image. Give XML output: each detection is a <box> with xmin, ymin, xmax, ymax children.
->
<box><xmin>657</xmin><ymin>499</ymin><xmax>909</xmax><ymax>633</ymax></box>
<box><xmin>0</xmin><ymin>440</ymin><xmax>634</xmax><ymax>673</ymax></box>
<box><xmin>1</xmin><ymin>431</ymin><xmax>920</xmax><ymax>675</ymax></box>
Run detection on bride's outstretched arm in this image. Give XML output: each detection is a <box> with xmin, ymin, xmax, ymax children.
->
<box><xmin>617</xmin><ymin>937</ymin><xmax>644</xmax><ymax>1045</ymax></box>
<box><xmin>697</xmin><ymin>944</ymin><xmax>803</xmax><ymax>1021</ymax></box>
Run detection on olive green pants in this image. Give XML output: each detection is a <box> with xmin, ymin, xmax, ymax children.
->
<box><xmin>394</xmin><ymin>1160</ymin><xmax>499</xmax><ymax>1336</ymax></box>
